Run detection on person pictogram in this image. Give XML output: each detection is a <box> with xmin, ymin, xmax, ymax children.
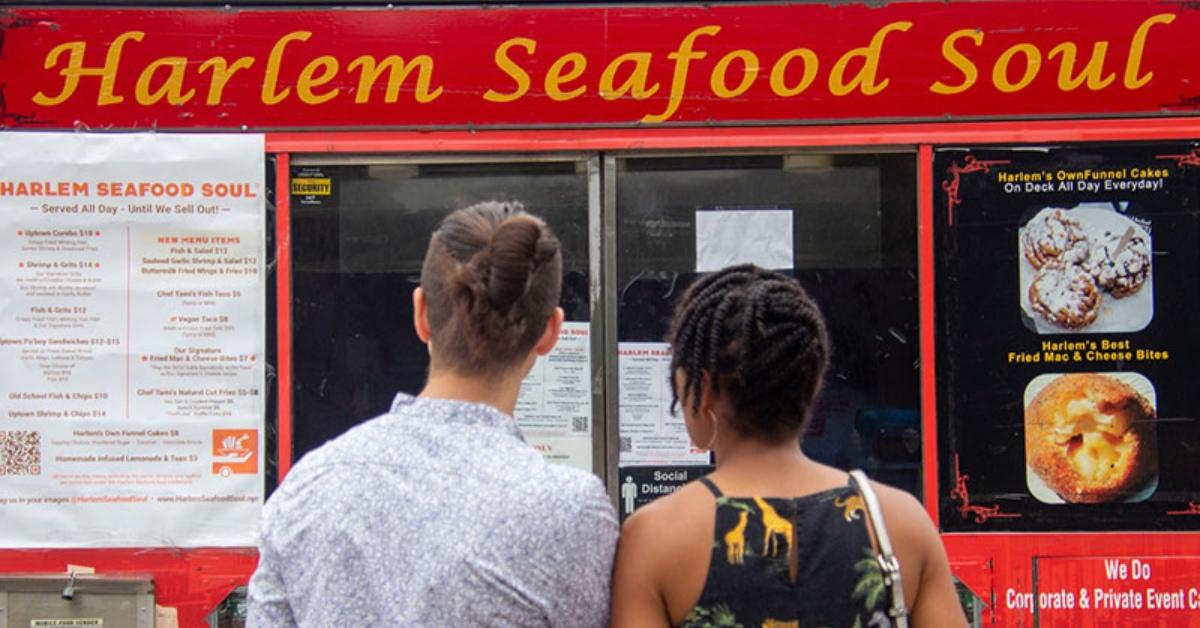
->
<box><xmin>621</xmin><ymin>476</ymin><xmax>638</xmax><ymax>514</ymax></box>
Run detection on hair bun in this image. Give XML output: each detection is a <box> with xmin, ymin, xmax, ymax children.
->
<box><xmin>420</xmin><ymin>201</ymin><xmax>563</xmax><ymax>375</ymax></box>
<box><xmin>484</xmin><ymin>214</ymin><xmax>546</xmax><ymax>311</ymax></box>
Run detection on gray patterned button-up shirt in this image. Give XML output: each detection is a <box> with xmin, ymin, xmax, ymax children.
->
<box><xmin>248</xmin><ymin>394</ymin><xmax>618</xmax><ymax>627</ymax></box>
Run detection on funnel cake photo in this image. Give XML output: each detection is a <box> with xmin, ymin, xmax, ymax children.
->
<box><xmin>1021</xmin><ymin>208</ymin><xmax>1089</xmax><ymax>269</ymax></box>
<box><xmin>1027</xmin><ymin>263</ymin><xmax>1101</xmax><ymax>329</ymax></box>
<box><xmin>1017</xmin><ymin>205</ymin><xmax>1153</xmax><ymax>333</ymax></box>
<box><xmin>1087</xmin><ymin>228</ymin><xmax>1151</xmax><ymax>298</ymax></box>
<box><xmin>1025</xmin><ymin>373</ymin><xmax>1157</xmax><ymax>504</ymax></box>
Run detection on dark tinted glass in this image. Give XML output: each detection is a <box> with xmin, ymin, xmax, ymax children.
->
<box><xmin>289</xmin><ymin>161</ymin><xmax>590</xmax><ymax>462</ymax></box>
<box><xmin>614</xmin><ymin>153</ymin><xmax>921</xmax><ymax>496</ymax></box>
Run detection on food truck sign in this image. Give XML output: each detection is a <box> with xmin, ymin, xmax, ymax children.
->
<box><xmin>1</xmin><ymin>2</ymin><xmax>1198</xmax><ymax>129</ymax></box>
<box><xmin>1031</xmin><ymin>556</ymin><xmax>1200</xmax><ymax>623</ymax></box>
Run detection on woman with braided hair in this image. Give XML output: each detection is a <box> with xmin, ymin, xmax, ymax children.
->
<box><xmin>611</xmin><ymin>265</ymin><xmax>964</xmax><ymax>628</ymax></box>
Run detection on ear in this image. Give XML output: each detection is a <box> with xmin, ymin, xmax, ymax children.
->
<box><xmin>697</xmin><ymin>370</ymin><xmax>716</xmax><ymax>418</ymax></box>
<box><xmin>412</xmin><ymin>287</ymin><xmax>431</xmax><ymax>344</ymax></box>
<box><xmin>533</xmin><ymin>307</ymin><xmax>565</xmax><ymax>356</ymax></box>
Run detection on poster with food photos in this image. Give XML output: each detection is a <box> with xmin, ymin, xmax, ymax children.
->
<box><xmin>934</xmin><ymin>143</ymin><xmax>1200</xmax><ymax>532</ymax></box>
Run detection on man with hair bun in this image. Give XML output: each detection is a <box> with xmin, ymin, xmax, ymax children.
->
<box><xmin>248</xmin><ymin>201</ymin><xmax>618</xmax><ymax>627</ymax></box>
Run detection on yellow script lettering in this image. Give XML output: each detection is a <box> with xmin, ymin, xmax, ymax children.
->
<box><xmin>135</xmin><ymin>57</ymin><xmax>195</xmax><ymax>105</ymax></box>
<box><xmin>297</xmin><ymin>55</ymin><xmax>339</xmax><ymax>105</ymax></box>
<box><xmin>643</xmin><ymin>25</ymin><xmax>720</xmax><ymax>123</ymax></box>
<box><xmin>545</xmin><ymin>53</ymin><xmax>587</xmax><ymax>101</ymax></box>
<box><xmin>1048</xmin><ymin>42</ymin><xmax>1115</xmax><ymax>91</ymax></box>
<box><xmin>262</xmin><ymin>31</ymin><xmax>312</xmax><ymax>105</ymax></box>
<box><xmin>769</xmin><ymin>48</ymin><xmax>819</xmax><ymax>97</ymax></box>
<box><xmin>197</xmin><ymin>57</ymin><xmax>254</xmax><ymax>105</ymax></box>
<box><xmin>930</xmin><ymin>29</ymin><xmax>983</xmax><ymax>95</ymax></box>
<box><xmin>484</xmin><ymin>37</ymin><xmax>535</xmax><ymax>103</ymax></box>
<box><xmin>1125</xmin><ymin>13</ymin><xmax>1175</xmax><ymax>89</ymax></box>
<box><xmin>829</xmin><ymin>21</ymin><xmax>912</xmax><ymax>96</ymax></box>
<box><xmin>33</xmin><ymin>31</ymin><xmax>144</xmax><ymax>106</ymax></box>
<box><xmin>993</xmin><ymin>43</ymin><xmax>1041</xmax><ymax>93</ymax></box>
<box><xmin>599</xmin><ymin>52</ymin><xmax>659</xmax><ymax>100</ymax></box>
<box><xmin>710</xmin><ymin>49</ymin><xmax>758</xmax><ymax>98</ymax></box>
<box><xmin>349</xmin><ymin>55</ymin><xmax>442</xmax><ymax>104</ymax></box>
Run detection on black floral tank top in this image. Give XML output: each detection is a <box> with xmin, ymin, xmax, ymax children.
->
<box><xmin>680</xmin><ymin>477</ymin><xmax>893</xmax><ymax>628</ymax></box>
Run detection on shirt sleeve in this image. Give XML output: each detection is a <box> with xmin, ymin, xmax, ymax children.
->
<box><xmin>542</xmin><ymin>476</ymin><xmax>620</xmax><ymax>628</ymax></box>
<box><xmin>245</xmin><ymin>509</ymin><xmax>299</xmax><ymax>628</ymax></box>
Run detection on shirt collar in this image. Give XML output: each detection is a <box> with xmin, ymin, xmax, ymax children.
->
<box><xmin>390</xmin><ymin>393</ymin><xmax>526</xmax><ymax>441</ymax></box>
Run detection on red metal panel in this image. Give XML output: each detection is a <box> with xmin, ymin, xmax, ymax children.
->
<box><xmin>944</xmin><ymin>533</ymin><xmax>1200</xmax><ymax>626</ymax></box>
<box><xmin>2</xmin><ymin>3</ymin><xmax>1200</xmax><ymax>130</ymax></box>
<box><xmin>918</xmin><ymin>144</ymin><xmax>939</xmax><ymax>526</ymax></box>
<box><xmin>0</xmin><ymin>549</ymin><xmax>256</xmax><ymax>627</ymax></box>
<box><xmin>275</xmin><ymin>153</ymin><xmax>293</xmax><ymax>480</ymax></box>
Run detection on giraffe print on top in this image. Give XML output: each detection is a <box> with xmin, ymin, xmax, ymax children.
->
<box><xmin>681</xmin><ymin>477</ymin><xmax>892</xmax><ymax>628</ymax></box>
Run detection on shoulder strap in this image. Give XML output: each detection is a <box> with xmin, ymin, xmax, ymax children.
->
<box><xmin>697</xmin><ymin>476</ymin><xmax>724</xmax><ymax>498</ymax></box>
<box><xmin>848</xmin><ymin>470</ymin><xmax>909</xmax><ymax>628</ymax></box>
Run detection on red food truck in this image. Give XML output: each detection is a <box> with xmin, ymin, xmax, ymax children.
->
<box><xmin>2</xmin><ymin>1</ymin><xmax>1200</xmax><ymax>625</ymax></box>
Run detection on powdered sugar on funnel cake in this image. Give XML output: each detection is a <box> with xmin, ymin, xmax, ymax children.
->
<box><xmin>1022</xmin><ymin>208</ymin><xmax>1089</xmax><ymax>269</ymax></box>
<box><xmin>1018</xmin><ymin>204</ymin><xmax>1153</xmax><ymax>333</ymax></box>
<box><xmin>1028</xmin><ymin>263</ymin><xmax>1101</xmax><ymax>329</ymax></box>
<box><xmin>1087</xmin><ymin>226</ymin><xmax>1151</xmax><ymax>298</ymax></box>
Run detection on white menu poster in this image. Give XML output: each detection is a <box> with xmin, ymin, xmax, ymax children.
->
<box><xmin>618</xmin><ymin>342</ymin><xmax>710</xmax><ymax>466</ymax></box>
<box><xmin>515</xmin><ymin>322</ymin><xmax>593</xmax><ymax>472</ymax></box>
<box><xmin>0</xmin><ymin>133</ymin><xmax>265</xmax><ymax>547</ymax></box>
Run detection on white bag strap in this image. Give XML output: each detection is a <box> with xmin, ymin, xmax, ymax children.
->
<box><xmin>849</xmin><ymin>470</ymin><xmax>909</xmax><ymax>628</ymax></box>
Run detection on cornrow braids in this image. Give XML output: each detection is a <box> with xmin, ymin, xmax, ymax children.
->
<box><xmin>666</xmin><ymin>264</ymin><xmax>831</xmax><ymax>442</ymax></box>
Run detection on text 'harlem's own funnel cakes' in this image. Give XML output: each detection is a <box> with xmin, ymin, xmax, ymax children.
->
<box><xmin>1025</xmin><ymin>373</ymin><xmax>1157</xmax><ymax>503</ymax></box>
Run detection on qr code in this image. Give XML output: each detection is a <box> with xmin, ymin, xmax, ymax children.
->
<box><xmin>0</xmin><ymin>430</ymin><xmax>41</xmax><ymax>476</ymax></box>
<box><xmin>571</xmin><ymin>416</ymin><xmax>589</xmax><ymax>433</ymax></box>
<box><xmin>619</xmin><ymin>436</ymin><xmax>632</xmax><ymax>453</ymax></box>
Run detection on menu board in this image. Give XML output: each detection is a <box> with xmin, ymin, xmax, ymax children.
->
<box><xmin>618</xmin><ymin>342</ymin><xmax>711</xmax><ymax>466</ymax></box>
<box><xmin>935</xmin><ymin>143</ymin><xmax>1200</xmax><ymax>532</ymax></box>
<box><xmin>0</xmin><ymin>133</ymin><xmax>266</xmax><ymax>547</ymax></box>
<box><xmin>514</xmin><ymin>321</ymin><xmax>593</xmax><ymax>472</ymax></box>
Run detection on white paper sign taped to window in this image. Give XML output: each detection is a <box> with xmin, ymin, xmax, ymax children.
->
<box><xmin>618</xmin><ymin>342</ymin><xmax>710</xmax><ymax>466</ymax></box>
<box><xmin>695</xmin><ymin>209</ymin><xmax>793</xmax><ymax>272</ymax></box>
<box><xmin>515</xmin><ymin>321</ymin><xmax>593</xmax><ymax>472</ymax></box>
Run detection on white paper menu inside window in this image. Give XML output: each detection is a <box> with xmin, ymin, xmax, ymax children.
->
<box><xmin>0</xmin><ymin>132</ymin><xmax>265</xmax><ymax>548</ymax></box>
<box><xmin>618</xmin><ymin>342</ymin><xmax>711</xmax><ymax>466</ymax></box>
<box><xmin>695</xmin><ymin>208</ymin><xmax>794</xmax><ymax>272</ymax></box>
<box><xmin>514</xmin><ymin>321</ymin><xmax>593</xmax><ymax>472</ymax></box>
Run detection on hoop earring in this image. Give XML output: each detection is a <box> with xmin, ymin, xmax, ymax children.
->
<box><xmin>704</xmin><ymin>409</ymin><xmax>719</xmax><ymax>450</ymax></box>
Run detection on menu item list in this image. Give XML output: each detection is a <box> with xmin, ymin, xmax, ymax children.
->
<box><xmin>618</xmin><ymin>342</ymin><xmax>710</xmax><ymax>467</ymax></box>
<box><xmin>0</xmin><ymin>133</ymin><xmax>265</xmax><ymax>547</ymax></box>
<box><xmin>514</xmin><ymin>321</ymin><xmax>594</xmax><ymax>472</ymax></box>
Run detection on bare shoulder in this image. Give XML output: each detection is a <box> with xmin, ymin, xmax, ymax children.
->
<box><xmin>612</xmin><ymin>480</ymin><xmax>718</xmax><ymax>627</ymax></box>
<box><xmin>621</xmin><ymin>479</ymin><xmax>715</xmax><ymax>550</ymax></box>
<box><xmin>620</xmin><ymin>481</ymin><xmax>718</xmax><ymax>583</ymax></box>
<box><xmin>866</xmin><ymin>481</ymin><xmax>941</xmax><ymax>569</ymax></box>
<box><xmin>870</xmin><ymin>481</ymin><xmax>936</xmax><ymax>536</ymax></box>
